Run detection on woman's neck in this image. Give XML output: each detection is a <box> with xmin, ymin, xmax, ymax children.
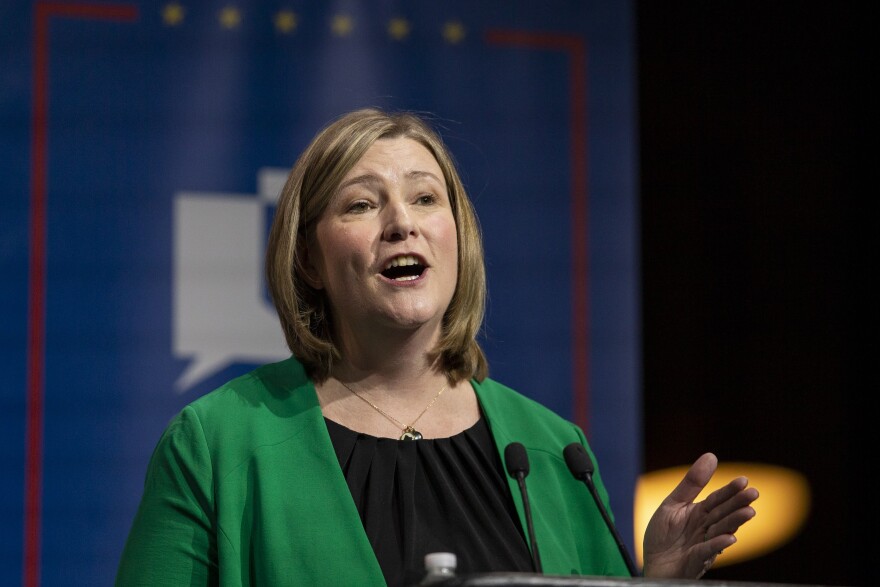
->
<box><xmin>316</xmin><ymin>322</ymin><xmax>481</xmax><ymax>439</ymax></box>
<box><xmin>332</xmin><ymin>321</ymin><xmax>445</xmax><ymax>394</ymax></box>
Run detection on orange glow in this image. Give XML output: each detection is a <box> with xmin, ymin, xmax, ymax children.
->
<box><xmin>634</xmin><ymin>462</ymin><xmax>810</xmax><ymax>567</ymax></box>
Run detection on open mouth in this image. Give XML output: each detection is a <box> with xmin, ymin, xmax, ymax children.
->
<box><xmin>381</xmin><ymin>255</ymin><xmax>426</xmax><ymax>281</ymax></box>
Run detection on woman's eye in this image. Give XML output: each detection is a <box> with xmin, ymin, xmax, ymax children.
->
<box><xmin>346</xmin><ymin>201</ymin><xmax>371</xmax><ymax>214</ymax></box>
<box><xmin>416</xmin><ymin>194</ymin><xmax>436</xmax><ymax>205</ymax></box>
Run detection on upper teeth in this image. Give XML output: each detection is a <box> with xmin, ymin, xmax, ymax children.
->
<box><xmin>385</xmin><ymin>255</ymin><xmax>419</xmax><ymax>269</ymax></box>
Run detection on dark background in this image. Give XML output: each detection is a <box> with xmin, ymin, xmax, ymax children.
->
<box><xmin>637</xmin><ymin>3</ymin><xmax>868</xmax><ymax>586</ymax></box>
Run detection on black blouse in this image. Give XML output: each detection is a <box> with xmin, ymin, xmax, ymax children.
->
<box><xmin>325</xmin><ymin>416</ymin><xmax>535</xmax><ymax>586</ymax></box>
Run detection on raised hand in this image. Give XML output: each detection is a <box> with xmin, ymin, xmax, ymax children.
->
<box><xmin>642</xmin><ymin>453</ymin><xmax>759</xmax><ymax>579</ymax></box>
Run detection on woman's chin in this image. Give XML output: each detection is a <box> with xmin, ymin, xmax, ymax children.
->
<box><xmin>378</xmin><ymin>308</ymin><xmax>443</xmax><ymax>332</ymax></box>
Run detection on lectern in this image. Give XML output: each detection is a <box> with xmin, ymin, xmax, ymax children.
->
<box><xmin>422</xmin><ymin>573</ymin><xmax>826</xmax><ymax>587</ymax></box>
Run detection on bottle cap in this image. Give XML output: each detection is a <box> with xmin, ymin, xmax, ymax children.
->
<box><xmin>424</xmin><ymin>552</ymin><xmax>457</xmax><ymax>570</ymax></box>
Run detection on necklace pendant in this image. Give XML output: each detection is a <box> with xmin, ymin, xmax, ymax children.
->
<box><xmin>400</xmin><ymin>427</ymin><xmax>423</xmax><ymax>441</ymax></box>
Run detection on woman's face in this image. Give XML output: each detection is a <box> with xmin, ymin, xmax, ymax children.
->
<box><xmin>308</xmin><ymin>137</ymin><xmax>459</xmax><ymax>344</ymax></box>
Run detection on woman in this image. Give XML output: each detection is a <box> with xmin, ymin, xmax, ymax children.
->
<box><xmin>116</xmin><ymin>108</ymin><xmax>758</xmax><ymax>586</ymax></box>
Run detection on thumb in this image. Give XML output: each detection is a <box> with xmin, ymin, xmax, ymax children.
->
<box><xmin>665</xmin><ymin>452</ymin><xmax>718</xmax><ymax>506</ymax></box>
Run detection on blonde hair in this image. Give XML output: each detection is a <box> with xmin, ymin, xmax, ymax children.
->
<box><xmin>265</xmin><ymin>108</ymin><xmax>488</xmax><ymax>383</ymax></box>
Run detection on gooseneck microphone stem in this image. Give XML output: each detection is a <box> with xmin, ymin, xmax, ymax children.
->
<box><xmin>515</xmin><ymin>473</ymin><xmax>542</xmax><ymax>574</ymax></box>
<box><xmin>563</xmin><ymin>443</ymin><xmax>640</xmax><ymax>577</ymax></box>
<box><xmin>504</xmin><ymin>442</ymin><xmax>543</xmax><ymax>574</ymax></box>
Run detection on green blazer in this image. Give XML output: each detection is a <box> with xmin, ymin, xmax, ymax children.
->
<box><xmin>116</xmin><ymin>357</ymin><xmax>632</xmax><ymax>586</ymax></box>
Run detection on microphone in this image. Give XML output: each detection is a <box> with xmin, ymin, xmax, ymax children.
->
<box><xmin>563</xmin><ymin>443</ymin><xmax>640</xmax><ymax>577</ymax></box>
<box><xmin>504</xmin><ymin>442</ymin><xmax>543</xmax><ymax>574</ymax></box>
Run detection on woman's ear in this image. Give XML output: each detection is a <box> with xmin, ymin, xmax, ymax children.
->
<box><xmin>297</xmin><ymin>241</ymin><xmax>324</xmax><ymax>290</ymax></box>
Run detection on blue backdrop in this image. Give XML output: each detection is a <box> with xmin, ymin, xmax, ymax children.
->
<box><xmin>0</xmin><ymin>2</ymin><xmax>640</xmax><ymax>584</ymax></box>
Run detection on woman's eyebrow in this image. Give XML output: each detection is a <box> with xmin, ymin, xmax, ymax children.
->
<box><xmin>338</xmin><ymin>170</ymin><xmax>443</xmax><ymax>191</ymax></box>
<box><xmin>406</xmin><ymin>170</ymin><xmax>443</xmax><ymax>183</ymax></box>
<box><xmin>337</xmin><ymin>174</ymin><xmax>381</xmax><ymax>192</ymax></box>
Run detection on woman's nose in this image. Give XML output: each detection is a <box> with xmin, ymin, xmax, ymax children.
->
<box><xmin>382</xmin><ymin>201</ymin><xmax>417</xmax><ymax>241</ymax></box>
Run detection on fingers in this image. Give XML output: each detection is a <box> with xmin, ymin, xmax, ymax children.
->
<box><xmin>701</xmin><ymin>480</ymin><xmax>759</xmax><ymax>550</ymax></box>
<box><xmin>703</xmin><ymin>478</ymin><xmax>759</xmax><ymax>525</ymax></box>
<box><xmin>714</xmin><ymin>503</ymin><xmax>758</xmax><ymax>537</ymax></box>
<box><xmin>695</xmin><ymin>535</ymin><xmax>734</xmax><ymax>579</ymax></box>
<box><xmin>703</xmin><ymin>528</ymin><xmax>737</xmax><ymax>554</ymax></box>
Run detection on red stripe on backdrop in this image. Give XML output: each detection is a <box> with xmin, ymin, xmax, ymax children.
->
<box><xmin>26</xmin><ymin>5</ymin><xmax>138</xmax><ymax>586</ymax></box>
<box><xmin>483</xmin><ymin>31</ymin><xmax>590</xmax><ymax>434</ymax></box>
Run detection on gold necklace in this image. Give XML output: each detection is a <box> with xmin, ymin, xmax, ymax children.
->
<box><xmin>336</xmin><ymin>379</ymin><xmax>448</xmax><ymax>440</ymax></box>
